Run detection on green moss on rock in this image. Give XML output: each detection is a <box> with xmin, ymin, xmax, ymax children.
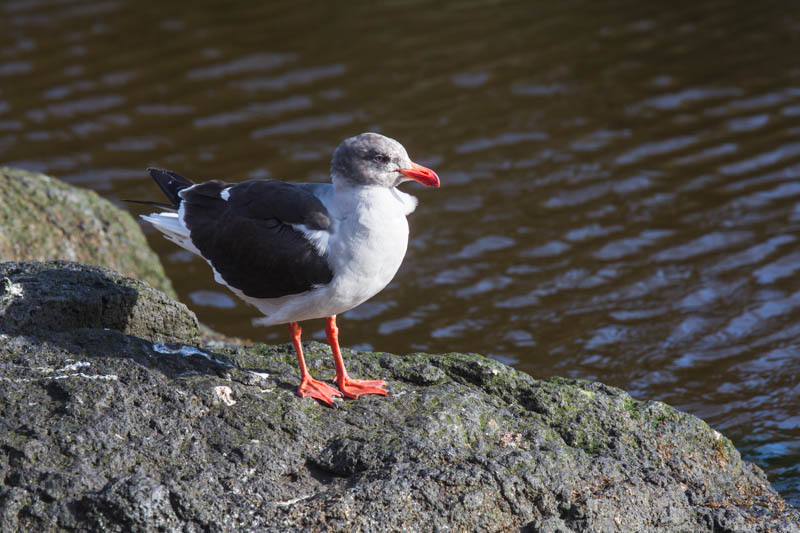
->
<box><xmin>0</xmin><ymin>261</ymin><xmax>797</xmax><ymax>532</ymax></box>
<box><xmin>0</xmin><ymin>167</ymin><xmax>174</xmax><ymax>297</ymax></box>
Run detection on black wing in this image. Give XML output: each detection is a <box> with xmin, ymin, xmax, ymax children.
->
<box><xmin>179</xmin><ymin>178</ymin><xmax>334</xmax><ymax>299</ymax></box>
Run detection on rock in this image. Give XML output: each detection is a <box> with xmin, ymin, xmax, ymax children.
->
<box><xmin>0</xmin><ymin>261</ymin><xmax>198</xmax><ymax>343</ymax></box>
<box><xmin>0</xmin><ymin>167</ymin><xmax>175</xmax><ymax>297</ymax></box>
<box><xmin>0</xmin><ymin>262</ymin><xmax>797</xmax><ymax>532</ymax></box>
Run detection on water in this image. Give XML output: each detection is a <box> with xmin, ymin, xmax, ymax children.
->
<box><xmin>1</xmin><ymin>0</ymin><xmax>799</xmax><ymax>506</ymax></box>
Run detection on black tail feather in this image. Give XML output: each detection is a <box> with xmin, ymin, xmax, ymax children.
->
<box><xmin>123</xmin><ymin>199</ymin><xmax>177</xmax><ymax>211</ymax></box>
<box><xmin>146</xmin><ymin>167</ymin><xmax>194</xmax><ymax>208</ymax></box>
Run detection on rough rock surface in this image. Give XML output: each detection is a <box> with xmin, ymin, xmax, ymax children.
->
<box><xmin>0</xmin><ymin>167</ymin><xmax>175</xmax><ymax>297</ymax></box>
<box><xmin>0</xmin><ymin>262</ymin><xmax>797</xmax><ymax>532</ymax></box>
<box><xmin>0</xmin><ymin>261</ymin><xmax>197</xmax><ymax>343</ymax></box>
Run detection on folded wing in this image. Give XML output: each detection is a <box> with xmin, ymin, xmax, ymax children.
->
<box><xmin>146</xmin><ymin>169</ymin><xmax>334</xmax><ymax>299</ymax></box>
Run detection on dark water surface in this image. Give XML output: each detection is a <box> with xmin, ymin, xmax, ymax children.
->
<box><xmin>2</xmin><ymin>0</ymin><xmax>799</xmax><ymax>505</ymax></box>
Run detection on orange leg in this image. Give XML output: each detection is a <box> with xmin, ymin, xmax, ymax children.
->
<box><xmin>289</xmin><ymin>322</ymin><xmax>341</xmax><ymax>407</ymax></box>
<box><xmin>326</xmin><ymin>315</ymin><xmax>389</xmax><ymax>399</ymax></box>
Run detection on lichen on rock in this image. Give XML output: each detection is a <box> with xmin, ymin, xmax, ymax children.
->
<box><xmin>0</xmin><ymin>261</ymin><xmax>797</xmax><ymax>532</ymax></box>
<box><xmin>0</xmin><ymin>167</ymin><xmax>175</xmax><ymax>297</ymax></box>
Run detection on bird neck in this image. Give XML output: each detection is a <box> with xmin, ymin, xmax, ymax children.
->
<box><xmin>330</xmin><ymin>179</ymin><xmax>417</xmax><ymax>218</ymax></box>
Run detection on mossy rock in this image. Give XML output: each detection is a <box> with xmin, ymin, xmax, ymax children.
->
<box><xmin>0</xmin><ymin>261</ymin><xmax>797</xmax><ymax>532</ymax></box>
<box><xmin>0</xmin><ymin>167</ymin><xmax>174</xmax><ymax>297</ymax></box>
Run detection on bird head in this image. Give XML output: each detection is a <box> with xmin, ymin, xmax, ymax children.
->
<box><xmin>331</xmin><ymin>132</ymin><xmax>440</xmax><ymax>189</ymax></box>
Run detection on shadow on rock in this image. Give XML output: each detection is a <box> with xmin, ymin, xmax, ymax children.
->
<box><xmin>0</xmin><ymin>261</ymin><xmax>198</xmax><ymax>344</ymax></box>
<box><xmin>0</xmin><ymin>261</ymin><xmax>798</xmax><ymax>532</ymax></box>
<box><xmin>0</xmin><ymin>261</ymin><xmax>239</xmax><ymax>380</ymax></box>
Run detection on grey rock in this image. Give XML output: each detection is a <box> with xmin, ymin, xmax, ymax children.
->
<box><xmin>0</xmin><ymin>261</ymin><xmax>198</xmax><ymax>342</ymax></box>
<box><xmin>0</xmin><ymin>167</ymin><xmax>175</xmax><ymax>297</ymax></box>
<box><xmin>0</xmin><ymin>261</ymin><xmax>797</xmax><ymax>532</ymax></box>
<box><xmin>77</xmin><ymin>475</ymin><xmax>180</xmax><ymax>531</ymax></box>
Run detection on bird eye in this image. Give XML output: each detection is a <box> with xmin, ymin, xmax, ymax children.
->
<box><xmin>374</xmin><ymin>154</ymin><xmax>389</xmax><ymax>164</ymax></box>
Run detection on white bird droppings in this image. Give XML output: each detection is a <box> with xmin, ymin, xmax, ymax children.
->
<box><xmin>0</xmin><ymin>360</ymin><xmax>117</xmax><ymax>383</ymax></box>
<box><xmin>214</xmin><ymin>385</ymin><xmax>236</xmax><ymax>406</ymax></box>
<box><xmin>271</xmin><ymin>496</ymin><xmax>311</xmax><ymax>507</ymax></box>
<box><xmin>152</xmin><ymin>343</ymin><xmax>234</xmax><ymax>368</ymax></box>
<box><xmin>2</xmin><ymin>278</ymin><xmax>23</xmax><ymax>298</ymax></box>
<box><xmin>56</xmin><ymin>361</ymin><xmax>91</xmax><ymax>373</ymax></box>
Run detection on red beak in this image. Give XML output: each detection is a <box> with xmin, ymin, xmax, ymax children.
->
<box><xmin>399</xmin><ymin>161</ymin><xmax>440</xmax><ymax>188</ymax></box>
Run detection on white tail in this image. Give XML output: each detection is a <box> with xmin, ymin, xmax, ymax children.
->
<box><xmin>140</xmin><ymin>212</ymin><xmax>201</xmax><ymax>256</ymax></box>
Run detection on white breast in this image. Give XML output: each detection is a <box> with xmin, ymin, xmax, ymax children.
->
<box><xmin>248</xmin><ymin>185</ymin><xmax>418</xmax><ymax>325</ymax></box>
<box><xmin>327</xmin><ymin>187</ymin><xmax>412</xmax><ymax>306</ymax></box>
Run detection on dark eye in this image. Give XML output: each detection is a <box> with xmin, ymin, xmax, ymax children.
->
<box><xmin>374</xmin><ymin>154</ymin><xmax>389</xmax><ymax>164</ymax></box>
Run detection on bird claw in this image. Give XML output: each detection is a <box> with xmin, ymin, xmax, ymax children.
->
<box><xmin>337</xmin><ymin>377</ymin><xmax>390</xmax><ymax>399</ymax></box>
<box><xmin>298</xmin><ymin>377</ymin><xmax>342</xmax><ymax>408</ymax></box>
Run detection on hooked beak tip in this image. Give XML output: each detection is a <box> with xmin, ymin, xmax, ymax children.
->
<box><xmin>399</xmin><ymin>161</ymin><xmax>440</xmax><ymax>188</ymax></box>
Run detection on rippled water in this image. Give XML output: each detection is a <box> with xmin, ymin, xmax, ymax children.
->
<box><xmin>1</xmin><ymin>0</ymin><xmax>799</xmax><ymax>506</ymax></box>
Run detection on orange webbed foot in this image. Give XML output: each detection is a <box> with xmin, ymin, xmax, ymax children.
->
<box><xmin>298</xmin><ymin>376</ymin><xmax>342</xmax><ymax>408</ymax></box>
<box><xmin>337</xmin><ymin>377</ymin><xmax>390</xmax><ymax>399</ymax></box>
